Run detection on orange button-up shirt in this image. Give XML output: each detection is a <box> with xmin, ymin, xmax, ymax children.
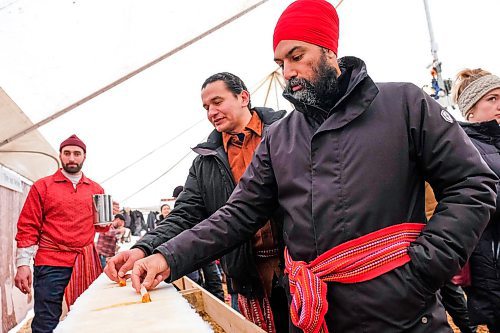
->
<box><xmin>222</xmin><ymin>111</ymin><xmax>263</xmax><ymax>183</ymax></box>
<box><xmin>222</xmin><ymin>111</ymin><xmax>279</xmax><ymax>295</ymax></box>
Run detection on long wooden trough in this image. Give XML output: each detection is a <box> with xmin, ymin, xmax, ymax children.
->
<box><xmin>53</xmin><ymin>273</ymin><xmax>265</xmax><ymax>332</ymax></box>
<box><xmin>173</xmin><ymin>276</ymin><xmax>265</xmax><ymax>333</ymax></box>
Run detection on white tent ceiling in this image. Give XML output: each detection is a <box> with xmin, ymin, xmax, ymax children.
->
<box><xmin>0</xmin><ymin>88</ymin><xmax>58</xmax><ymax>182</ymax></box>
<box><xmin>1</xmin><ymin>0</ymin><xmax>499</xmax><ymax>208</ymax></box>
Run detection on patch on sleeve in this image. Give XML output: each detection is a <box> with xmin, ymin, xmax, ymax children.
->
<box><xmin>440</xmin><ymin>109</ymin><xmax>454</xmax><ymax>123</ymax></box>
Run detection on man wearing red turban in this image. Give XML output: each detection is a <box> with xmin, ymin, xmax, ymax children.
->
<box><xmin>123</xmin><ymin>1</ymin><xmax>496</xmax><ymax>333</ymax></box>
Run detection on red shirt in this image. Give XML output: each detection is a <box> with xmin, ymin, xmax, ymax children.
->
<box><xmin>16</xmin><ymin>169</ymin><xmax>105</xmax><ymax>267</ymax></box>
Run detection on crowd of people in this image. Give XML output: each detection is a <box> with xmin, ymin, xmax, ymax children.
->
<box><xmin>13</xmin><ymin>0</ymin><xmax>500</xmax><ymax>332</ymax></box>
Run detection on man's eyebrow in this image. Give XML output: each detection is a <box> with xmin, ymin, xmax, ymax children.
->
<box><xmin>203</xmin><ymin>96</ymin><xmax>222</xmax><ymax>107</ymax></box>
<box><xmin>274</xmin><ymin>46</ymin><xmax>303</xmax><ymax>62</ymax></box>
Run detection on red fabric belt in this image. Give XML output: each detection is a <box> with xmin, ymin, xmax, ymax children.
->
<box><xmin>284</xmin><ymin>222</ymin><xmax>425</xmax><ymax>333</ymax></box>
<box><xmin>39</xmin><ymin>235</ymin><xmax>102</xmax><ymax>307</ymax></box>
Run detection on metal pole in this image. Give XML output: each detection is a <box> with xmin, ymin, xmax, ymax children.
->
<box><xmin>422</xmin><ymin>0</ymin><xmax>451</xmax><ymax>105</ymax></box>
<box><xmin>423</xmin><ymin>0</ymin><xmax>438</xmax><ymax>64</ymax></box>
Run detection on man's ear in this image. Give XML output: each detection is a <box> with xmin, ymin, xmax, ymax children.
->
<box><xmin>240</xmin><ymin>90</ymin><xmax>250</xmax><ymax>107</ymax></box>
<box><xmin>325</xmin><ymin>49</ymin><xmax>341</xmax><ymax>76</ymax></box>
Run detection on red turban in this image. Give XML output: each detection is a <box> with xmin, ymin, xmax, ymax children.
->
<box><xmin>60</xmin><ymin>134</ymin><xmax>86</xmax><ymax>153</ymax></box>
<box><xmin>273</xmin><ymin>0</ymin><xmax>339</xmax><ymax>54</ymax></box>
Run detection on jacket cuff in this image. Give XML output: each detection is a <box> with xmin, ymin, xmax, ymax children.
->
<box><xmin>131</xmin><ymin>244</ymin><xmax>153</xmax><ymax>256</ymax></box>
<box><xmin>153</xmin><ymin>244</ymin><xmax>178</xmax><ymax>283</ymax></box>
<box><xmin>407</xmin><ymin>242</ymin><xmax>451</xmax><ymax>293</ymax></box>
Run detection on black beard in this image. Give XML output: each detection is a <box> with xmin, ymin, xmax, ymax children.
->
<box><xmin>62</xmin><ymin>162</ymin><xmax>83</xmax><ymax>174</ymax></box>
<box><xmin>284</xmin><ymin>54</ymin><xmax>339</xmax><ymax>110</ymax></box>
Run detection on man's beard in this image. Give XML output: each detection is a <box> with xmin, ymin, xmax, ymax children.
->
<box><xmin>62</xmin><ymin>162</ymin><xmax>83</xmax><ymax>174</ymax></box>
<box><xmin>284</xmin><ymin>54</ymin><xmax>339</xmax><ymax>110</ymax></box>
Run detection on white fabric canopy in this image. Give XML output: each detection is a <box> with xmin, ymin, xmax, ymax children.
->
<box><xmin>1</xmin><ymin>0</ymin><xmax>499</xmax><ymax>206</ymax></box>
<box><xmin>0</xmin><ymin>88</ymin><xmax>58</xmax><ymax>182</ymax></box>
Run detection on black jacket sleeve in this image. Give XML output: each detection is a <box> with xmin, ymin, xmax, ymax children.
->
<box><xmin>132</xmin><ymin>158</ymin><xmax>210</xmax><ymax>255</ymax></box>
<box><xmin>155</xmin><ymin>133</ymin><xmax>280</xmax><ymax>280</ymax></box>
<box><xmin>406</xmin><ymin>84</ymin><xmax>498</xmax><ymax>291</ymax></box>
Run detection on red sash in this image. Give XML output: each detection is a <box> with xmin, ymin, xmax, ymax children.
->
<box><xmin>284</xmin><ymin>223</ymin><xmax>425</xmax><ymax>333</ymax></box>
<box><xmin>39</xmin><ymin>235</ymin><xmax>102</xmax><ymax>307</ymax></box>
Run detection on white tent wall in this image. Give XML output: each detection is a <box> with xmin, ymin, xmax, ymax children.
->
<box><xmin>0</xmin><ymin>175</ymin><xmax>31</xmax><ymax>333</ymax></box>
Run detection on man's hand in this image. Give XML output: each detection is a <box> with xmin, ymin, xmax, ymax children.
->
<box><xmin>131</xmin><ymin>253</ymin><xmax>171</xmax><ymax>293</ymax></box>
<box><xmin>14</xmin><ymin>265</ymin><xmax>32</xmax><ymax>294</ymax></box>
<box><xmin>104</xmin><ymin>249</ymin><xmax>145</xmax><ymax>282</ymax></box>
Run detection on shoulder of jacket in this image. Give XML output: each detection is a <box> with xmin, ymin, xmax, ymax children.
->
<box><xmin>376</xmin><ymin>81</ymin><xmax>420</xmax><ymax>94</ymax></box>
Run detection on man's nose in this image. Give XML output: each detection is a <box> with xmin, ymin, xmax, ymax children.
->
<box><xmin>208</xmin><ymin>106</ymin><xmax>218</xmax><ymax>118</ymax></box>
<box><xmin>283</xmin><ymin>62</ymin><xmax>298</xmax><ymax>81</ymax></box>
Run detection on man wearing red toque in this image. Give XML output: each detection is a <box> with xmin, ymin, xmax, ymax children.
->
<box><xmin>14</xmin><ymin>134</ymin><xmax>116</xmax><ymax>333</ymax></box>
<box><xmin>126</xmin><ymin>1</ymin><xmax>496</xmax><ymax>332</ymax></box>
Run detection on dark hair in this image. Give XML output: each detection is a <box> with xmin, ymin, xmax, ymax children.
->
<box><xmin>172</xmin><ymin>185</ymin><xmax>184</xmax><ymax>198</ymax></box>
<box><xmin>114</xmin><ymin>213</ymin><xmax>125</xmax><ymax>221</ymax></box>
<box><xmin>201</xmin><ymin>72</ymin><xmax>252</xmax><ymax>109</ymax></box>
<box><xmin>160</xmin><ymin>204</ymin><xmax>171</xmax><ymax>211</ymax></box>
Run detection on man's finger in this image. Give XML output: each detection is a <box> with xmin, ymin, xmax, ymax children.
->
<box><xmin>14</xmin><ymin>278</ymin><xmax>21</xmax><ymax>291</ymax></box>
<box><xmin>20</xmin><ymin>279</ymin><xmax>29</xmax><ymax>294</ymax></box>
<box><xmin>104</xmin><ymin>259</ymin><xmax>119</xmax><ymax>281</ymax></box>
<box><xmin>131</xmin><ymin>265</ymin><xmax>144</xmax><ymax>293</ymax></box>
<box><xmin>27</xmin><ymin>274</ymin><xmax>32</xmax><ymax>290</ymax></box>
<box><xmin>149</xmin><ymin>274</ymin><xmax>163</xmax><ymax>290</ymax></box>
<box><xmin>118</xmin><ymin>258</ymin><xmax>134</xmax><ymax>278</ymax></box>
<box><xmin>141</xmin><ymin>267</ymin><xmax>158</xmax><ymax>290</ymax></box>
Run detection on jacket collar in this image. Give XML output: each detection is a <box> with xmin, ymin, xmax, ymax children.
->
<box><xmin>222</xmin><ymin>110</ymin><xmax>263</xmax><ymax>152</ymax></box>
<box><xmin>284</xmin><ymin>56</ymin><xmax>379</xmax><ymax>131</ymax></box>
<box><xmin>460</xmin><ymin>120</ymin><xmax>500</xmax><ymax>145</ymax></box>
<box><xmin>53</xmin><ymin>168</ymin><xmax>90</xmax><ymax>184</ymax></box>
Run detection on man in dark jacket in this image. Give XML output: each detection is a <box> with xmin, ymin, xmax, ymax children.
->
<box><xmin>105</xmin><ymin>72</ymin><xmax>288</xmax><ymax>332</ymax></box>
<box><xmin>126</xmin><ymin>1</ymin><xmax>497</xmax><ymax>332</ymax></box>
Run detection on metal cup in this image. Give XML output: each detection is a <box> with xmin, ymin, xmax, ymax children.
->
<box><xmin>93</xmin><ymin>194</ymin><xmax>113</xmax><ymax>224</ymax></box>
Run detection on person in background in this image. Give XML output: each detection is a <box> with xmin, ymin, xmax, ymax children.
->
<box><xmin>172</xmin><ymin>185</ymin><xmax>183</xmax><ymax>201</ymax></box>
<box><xmin>129</xmin><ymin>209</ymin><xmax>146</xmax><ymax>236</ymax></box>
<box><xmin>96</xmin><ymin>214</ymin><xmax>126</xmax><ymax>268</ymax></box>
<box><xmin>147</xmin><ymin>210</ymin><xmax>159</xmax><ymax>232</ymax></box>
<box><xmin>123</xmin><ymin>1</ymin><xmax>497</xmax><ymax>332</ymax></box>
<box><xmin>106</xmin><ymin>73</ymin><xmax>288</xmax><ymax>332</ymax></box>
<box><xmin>14</xmin><ymin>134</ymin><xmax>119</xmax><ymax>333</ymax></box>
<box><xmin>158</xmin><ymin>203</ymin><xmax>171</xmax><ymax>222</ymax></box>
<box><xmin>452</xmin><ymin>68</ymin><xmax>500</xmax><ymax>333</ymax></box>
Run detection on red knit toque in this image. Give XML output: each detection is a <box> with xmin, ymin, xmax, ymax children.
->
<box><xmin>60</xmin><ymin>134</ymin><xmax>86</xmax><ymax>153</ymax></box>
<box><xmin>273</xmin><ymin>0</ymin><xmax>339</xmax><ymax>54</ymax></box>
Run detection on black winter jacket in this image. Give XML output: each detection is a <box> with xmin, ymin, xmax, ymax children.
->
<box><xmin>158</xmin><ymin>57</ymin><xmax>497</xmax><ymax>332</ymax></box>
<box><xmin>133</xmin><ymin>107</ymin><xmax>286</xmax><ymax>296</ymax></box>
<box><xmin>460</xmin><ymin>120</ymin><xmax>500</xmax><ymax>327</ymax></box>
